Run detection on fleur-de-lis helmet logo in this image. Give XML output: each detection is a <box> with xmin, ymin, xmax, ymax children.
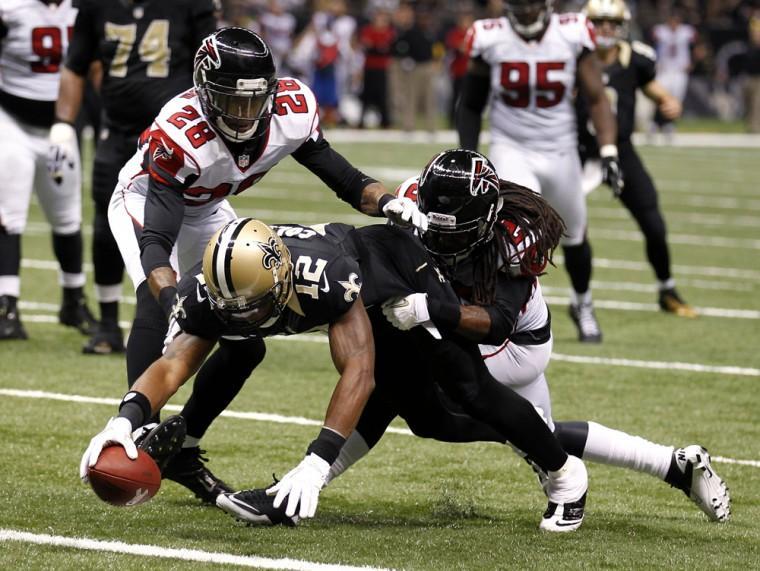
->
<box><xmin>258</xmin><ymin>237</ymin><xmax>283</xmax><ymax>270</ymax></box>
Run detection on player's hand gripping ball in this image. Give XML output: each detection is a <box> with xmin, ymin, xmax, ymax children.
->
<box><xmin>88</xmin><ymin>447</ymin><xmax>161</xmax><ymax>507</ymax></box>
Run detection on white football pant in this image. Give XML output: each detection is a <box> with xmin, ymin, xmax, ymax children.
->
<box><xmin>489</xmin><ymin>140</ymin><xmax>587</xmax><ymax>246</ymax></box>
<box><xmin>108</xmin><ymin>186</ymin><xmax>237</xmax><ymax>290</ymax></box>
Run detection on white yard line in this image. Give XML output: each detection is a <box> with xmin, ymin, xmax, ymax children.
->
<box><xmin>1</xmin><ymin>388</ymin><xmax>757</xmax><ymax>468</ymax></box>
<box><xmin>542</xmin><ymin>295</ymin><xmax>760</xmax><ymax>319</ymax></box>
<box><xmin>0</xmin><ymin>529</ymin><xmax>390</xmax><ymax>571</ymax></box>
<box><xmin>22</xmin><ymin>256</ymin><xmax>760</xmax><ymax>283</ymax></box>
<box><xmin>591</xmin><ymin>228</ymin><xmax>760</xmax><ymax>250</ymax></box>
<box><xmin>588</xmin><ymin>207</ymin><xmax>760</xmax><ymax>229</ymax></box>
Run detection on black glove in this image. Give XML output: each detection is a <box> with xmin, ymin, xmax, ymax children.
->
<box><xmin>601</xmin><ymin>154</ymin><xmax>624</xmax><ymax>198</ymax></box>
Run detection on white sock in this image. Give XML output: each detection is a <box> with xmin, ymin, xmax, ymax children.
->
<box><xmin>325</xmin><ymin>431</ymin><xmax>370</xmax><ymax>485</ymax></box>
<box><xmin>583</xmin><ymin>421</ymin><xmax>673</xmax><ymax>480</ymax></box>
<box><xmin>570</xmin><ymin>290</ymin><xmax>592</xmax><ymax>306</ymax></box>
<box><xmin>658</xmin><ymin>278</ymin><xmax>676</xmax><ymax>291</ymax></box>
<box><xmin>183</xmin><ymin>435</ymin><xmax>200</xmax><ymax>448</ymax></box>
<box><xmin>59</xmin><ymin>271</ymin><xmax>86</xmax><ymax>288</ymax></box>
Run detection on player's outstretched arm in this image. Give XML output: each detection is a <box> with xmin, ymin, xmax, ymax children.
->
<box><xmin>267</xmin><ymin>298</ymin><xmax>375</xmax><ymax>519</ymax></box>
<box><xmin>79</xmin><ymin>333</ymin><xmax>214</xmax><ymax>481</ymax></box>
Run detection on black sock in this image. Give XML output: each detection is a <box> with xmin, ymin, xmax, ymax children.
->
<box><xmin>0</xmin><ymin>229</ymin><xmax>21</xmax><ymax>276</ymax></box>
<box><xmin>562</xmin><ymin>240</ymin><xmax>592</xmax><ymax>296</ymax></box>
<box><xmin>127</xmin><ymin>282</ymin><xmax>166</xmax><ymax>390</ymax></box>
<box><xmin>99</xmin><ymin>301</ymin><xmax>119</xmax><ymax>325</ymax></box>
<box><xmin>554</xmin><ymin>421</ymin><xmax>590</xmax><ymax>458</ymax></box>
<box><xmin>62</xmin><ymin>286</ymin><xmax>84</xmax><ymax>306</ymax></box>
<box><xmin>52</xmin><ymin>231</ymin><xmax>83</xmax><ymax>274</ymax></box>
<box><xmin>181</xmin><ymin>337</ymin><xmax>266</xmax><ymax>439</ymax></box>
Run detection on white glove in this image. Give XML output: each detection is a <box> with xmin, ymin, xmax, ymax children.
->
<box><xmin>79</xmin><ymin>417</ymin><xmax>137</xmax><ymax>483</ymax></box>
<box><xmin>48</xmin><ymin>122</ymin><xmax>79</xmax><ymax>184</ymax></box>
<box><xmin>382</xmin><ymin>293</ymin><xmax>430</xmax><ymax>331</ymax></box>
<box><xmin>382</xmin><ymin>197</ymin><xmax>429</xmax><ymax>232</ymax></box>
<box><xmin>266</xmin><ymin>453</ymin><xmax>330</xmax><ymax>518</ymax></box>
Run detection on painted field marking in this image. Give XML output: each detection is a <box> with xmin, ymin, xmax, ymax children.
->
<box><xmin>0</xmin><ymin>529</ymin><xmax>391</xmax><ymax>571</ymax></box>
<box><xmin>1</xmin><ymin>388</ymin><xmax>757</xmax><ymax>468</ymax></box>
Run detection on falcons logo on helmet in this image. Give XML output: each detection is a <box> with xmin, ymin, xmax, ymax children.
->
<box><xmin>469</xmin><ymin>157</ymin><xmax>499</xmax><ymax>197</ymax></box>
<box><xmin>195</xmin><ymin>35</ymin><xmax>222</xmax><ymax>71</ymax></box>
<box><xmin>258</xmin><ymin>237</ymin><xmax>283</xmax><ymax>270</ymax></box>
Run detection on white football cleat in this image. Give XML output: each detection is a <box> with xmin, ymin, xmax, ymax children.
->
<box><xmin>540</xmin><ymin>455</ymin><xmax>588</xmax><ymax>532</ymax></box>
<box><xmin>669</xmin><ymin>445</ymin><xmax>730</xmax><ymax>522</ymax></box>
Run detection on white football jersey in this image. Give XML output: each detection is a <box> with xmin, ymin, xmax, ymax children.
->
<box><xmin>652</xmin><ymin>23</ymin><xmax>695</xmax><ymax>73</ymax></box>
<box><xmin>118</xmin><ymin>77</ymin><xmax>321</xmax><ymax>219</ymax></box>
<box><xmin>0</xmin><ymin>0</ymin><xmax>76</xmax><ymax>101</ymax></box>
<box><xmin>467</xmin><ymin>13</ymin><xmax>596</xmax><ymax>153</ymax></box>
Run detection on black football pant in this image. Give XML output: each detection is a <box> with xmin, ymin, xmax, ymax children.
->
<box><xmin>617</xmin><ymin>141</ymin><xmax>671</xmax><ymax>282</ymax></box>
<box><xmin>359</xmin><ymin>314</ymin><xmax>568</xmax><ymax>473</ymax></box>
<box><xmin>91</xmin><ymin>126</ymin><xmax>143</xmax><ymax>297</ymax></box>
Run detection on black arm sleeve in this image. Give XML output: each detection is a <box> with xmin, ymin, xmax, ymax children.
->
<box><xmin>65</xmin><ymin>0</ymin><xmax>97</xmax><ymax>76</ymax></box>
<box><xmin>292</xmin><ymin>134</ymin><xmax>377</xmax><ymax>211</ymax></box>
<box><xmin>456</xmin><ymin>62</ymin><xmax>491</xmax><ymax>151</ymax></box>
<box><xmin>190</xmin><ymin>0</ymin><xmax>217</xmax><ymax>56</ymax></box>
<box><xmin>480</xmin><ymin>274</ymin><xmax>534</xmax><ymax>346</ymax></box>
<box><xmin>140</xmin><ymin>179</ymin><xmax>187</xmax><ymax>276</ymax></box>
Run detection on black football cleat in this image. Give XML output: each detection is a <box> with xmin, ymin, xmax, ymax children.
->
<box><xmin>568</xmin><ymin>302</ymin><xmax>602</xmax><ymax>343</ymax></box>
<box><xmin>163</xmin><ymin>447</ymin><xmax>234</xmax><ymax>504</ymax></box>
<box><xmin>658</xmin><ymin>288</ymin><xmax>698</xmax><ymax>318</ymax></box>
<box><xmin>217</xmin><ymin>488</ymin><xmax>299</xmax><ymax>526</ymax></box>
<box><xmin>135</xmin><ymin>415</ymin><xmax>187</xmax><ymax>473</ymax></box>
<box><xmin>82</xmin><ymin>322</ymin><xmax>125</xmax><ymax>355</ymax></box>
<box><xmin>0</xmin><ymin>296</ymin><xmax>27</xmax><ymax>340</ymax></box>
<box><xmin>664</xmin><ymin>445</ymin><xmax>730</xmax><ymax>522</ymax></box>
<box><xmin>59</xmin><ymin>296</ymin><xmax>98</xmax><ymax>335</ymax></box>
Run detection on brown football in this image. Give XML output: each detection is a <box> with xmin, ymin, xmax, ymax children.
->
<box><xmin>89</xmin><ymin>447</ymin><xmax>161</xmax><ymax>507</ymax></box>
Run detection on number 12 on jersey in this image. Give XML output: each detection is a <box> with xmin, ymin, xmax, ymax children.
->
<box><xmin>500</xmin><ymin>61</ymin><xmax>566</xmax><ymax>108</ymax></box>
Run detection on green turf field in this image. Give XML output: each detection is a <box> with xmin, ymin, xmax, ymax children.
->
<box><xmin>1</xmin><ymin>139</ymin><xmax>759</xmax><ymax>570</ymax></box>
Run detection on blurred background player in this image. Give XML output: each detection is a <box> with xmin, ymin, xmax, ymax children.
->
<box><xmin>456</xmin><ymin>0</ymin><xmax>622</xmax><ymax>343</ymax></box>
<box><xmin>650</xmin><ymin>7</ymin><xmax>695</xmax><ymax>140</ymax></box>
<box><xmin>0</xmin><ymin>0</ymin><xmax>96</xmax><ymax>340</ymax></box>
<box><xmin>52</xmin><ymin>0</ymin><xmax>217</xmax><ymax>354</ymax></box>
<box><xmin>579</xmin><ymin>0</ymin><xmax>696</xmax><ymax>317</ymax></box>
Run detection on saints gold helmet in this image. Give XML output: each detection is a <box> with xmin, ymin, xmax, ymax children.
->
<box><xmin>584</xmin><ymin>0</ymin><xmax>631</xmax><ymax>48</ymax></box>
<box><xmin>202</xmin><ymin>218</ymin><xmax>293</xmax><ymax>327</ymax></box>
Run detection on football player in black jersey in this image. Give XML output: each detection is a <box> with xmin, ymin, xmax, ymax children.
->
<box><xmin>81</xmin><ymin>216</ymin><xmax>586</xmax><ymax>528</ymax></box>
<box><xmin>318</xmin><ymin>150</ymin><xmax>729</xmax><ymax>526</ymax></box>
<box><xmin>51</xmin><ymin>0</ymin><xmax>218</xmax><ymax>354</ymax></box>
<box><xmin>577</xmin><ymin>0</ymin><xmax>696</xmax><ymax>317</ymax></box>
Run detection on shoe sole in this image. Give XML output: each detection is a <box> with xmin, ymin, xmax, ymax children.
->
<box><xmin>138</xmin><ymin>416</ymin><xmax>187</xmax><ymax>472</ymax></box>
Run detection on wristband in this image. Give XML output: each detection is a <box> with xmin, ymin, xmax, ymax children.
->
<box><xmin>599</xmin><ymin>144</ymin><xmax>618</xmax><ymax>158</ymax></box>
<box><xmin>118</xmin><ymin>391</ymin><xmax>152</xmax><ymax>430</ymax></box>
<box><xmin>158</xmin><ymin>286</ymin><xmax>178</xmax><ymax>319</ymax></box>
<box><xmin>53</xmin><ymin>118</ymin><xmax>75</xmax><ymax>127</ymax></box>
<box><xmin>378</xmin><ymin>194</ymin><xmax>395</xmax><ymax>212</ymax></box>
<box><xmin>306</xmin><ymin>427</ymin><xmax>347</xmax><ymax>465</ymax></box>
<box><xmin>427</xmin><ymin>298</ymin><xmax>461</xmax><ymax>330</ymax></box>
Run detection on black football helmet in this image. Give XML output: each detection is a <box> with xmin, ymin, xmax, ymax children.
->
<box><xmin>505</xmin><ymin>0</ymin><xmax>554</xmax><ymax>39</ymax></box>
<box><xmin>417</xmin><ymin>149</ymin><xmax>502</xmax><ymax>267</ymax></box>
<box><xmin>193</xmin><ymin>27</ymin><xmax>278</xmax><ymax>142</ymax></box>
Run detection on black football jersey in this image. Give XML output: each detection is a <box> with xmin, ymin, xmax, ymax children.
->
<box><xmin>165</xmin><ymin>222</ymin><xmax>458</xmax><ymax>343</ymax></box>
<box><xmin>66</xmin><ymin>0</ymin><xmax>215</xmax><ymax>132</ymax></box>
<box><xmin>577</xmin><ymin>41</ymin><xmax>657</xmax><ymax>157</ymax></box>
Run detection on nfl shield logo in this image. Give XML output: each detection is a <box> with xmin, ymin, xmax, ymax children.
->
<box><xmin>238</xmin><ymin>154</ymin><xmax>250</xmax><ymax>168</ymax></box>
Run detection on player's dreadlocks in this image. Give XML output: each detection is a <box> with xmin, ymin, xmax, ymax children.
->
<box><xmin>469</xmin><ymin>180</ymin><xmax>566</xmax><ymax>305</ymax></box>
